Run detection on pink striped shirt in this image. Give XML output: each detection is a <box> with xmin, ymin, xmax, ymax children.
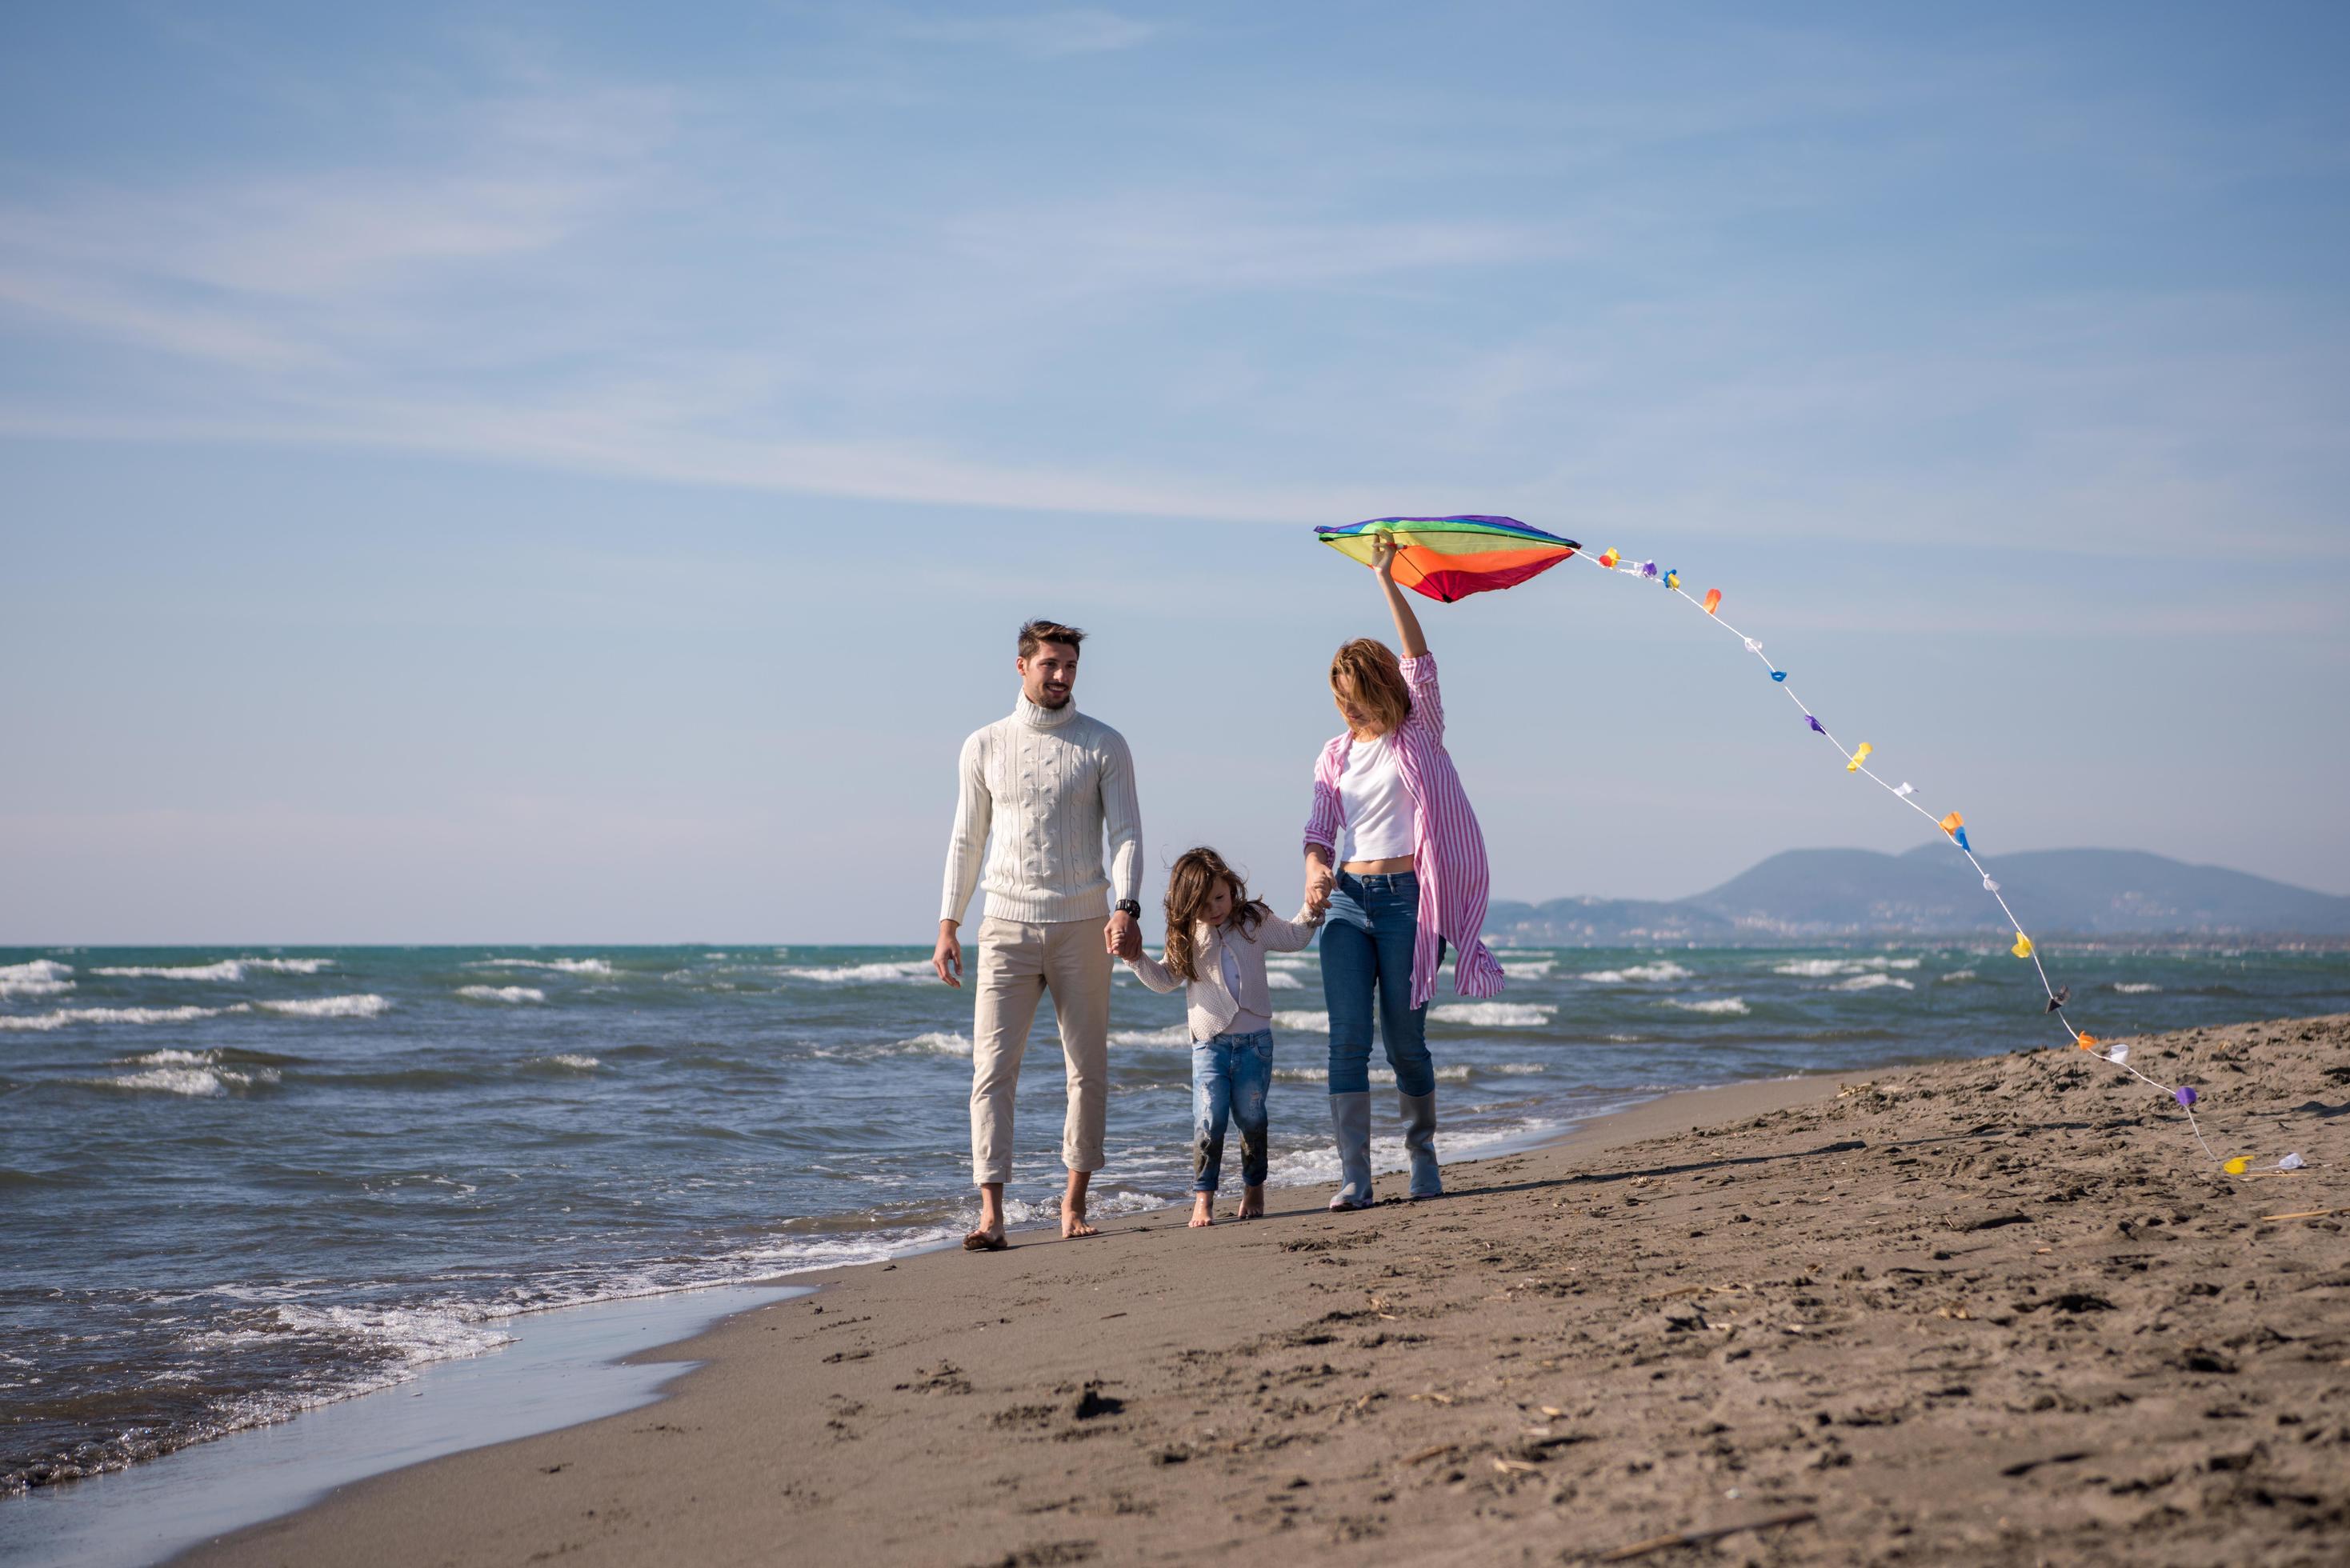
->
<box><xmin>1303</xmin><ymin>653</ymin><xmax>1506</xmax><ymax>1010</ymax></box>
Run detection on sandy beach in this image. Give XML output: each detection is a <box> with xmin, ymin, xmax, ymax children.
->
<box><xmin>184</xmin><ymin>1014</ymin><xmax>2348</xmax><ymax>1566</ymax></box>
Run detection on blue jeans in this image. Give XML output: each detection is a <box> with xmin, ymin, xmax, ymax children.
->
<box><xmin>1191</xmin><ymin>1029</ymin><xmax>1273</xmax><ymax>1192</ymax></box>
<box><xmin>1321</xmin><ymin>870</ymin><xmax>1440</xmax><ymax>1097</ymax></box>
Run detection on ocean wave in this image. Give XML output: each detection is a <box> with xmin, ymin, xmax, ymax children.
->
<box><xmin>2110</xmin><ymin>982</ymin><xmax>2162</xmax><ymax>994</ymax></box>
<box><xmin>0</xmin><ymin>958</ymin><xmax>75</xmax><ymax>998</ymax></box>
<box><xmin>1663</xmin><ymin>997</ymin><xmax>1750</xmax><ymax>1015</ymax></box>
<box><xmin>0</xmin><ymin>1003</ymin><xmax>246</xmax><ymax>1031</ymax></box>
<box><xmin>1430</xmin><ymin>1002</ymin><xmax>1556</xmax><ymax>1026</ymax></box>
<box><xmin>1940</xmin><ymin>969</ymin><xmax>1978</xmax><ymax>983</ymax></box>
<box><xmin>1110</xmin><ymin>1025</ymin><xmax>1191</xmax><ymax>1047</ymax></box>
<box><xmin>457</xmin><ymin>986</ymin><xmax>546</xmax><ymax>1004</ymax></box>
<box><xmin>1272</xmin><ymin>1064</ymin><xmax>1474</xmax><ymax>1086</ymax></box>
<box><xmin>255</xmin><ymin>994</ymin><xmax>390</xmax><ymax>1019</ymax></box>
<box><xmin>90</xmin><ymin>958</ymin><xmax>334</xmax><ymax>981</ymax></box>
<box><xmin>899</xmin><ymin>1030</ymin><xmax>972</xmax><ymax>1057</ymax></box>
<box><xmin>1491</xmin><ymin>1062</ymin><xmax>1547</xmax><ymax>1074</ymax></box>
<box><xmin>80</xmin><ymin>1064</ymin><xmax>280</xmax><ymax>1096</ymax></box>
<box><xmin>529</xmin><ymin>1054</ymin><xmax>600</xmax><ymax>1071</ymax></box>
<box><xmin>782</xmin><ymin>960</ymin><xmax>933</xmax><ymax>984</ymax></box>
<box><xmin>1833</xmin><ymin>974</ymin><xmax>1916</xmax><ymax>992</ymax></box>
<box><xmin>1500</xmin><ymin>958</ymin><xmax>1555</xmax><ymax>978</ymax></box>
<box><xmin>1274</xmin><ymin>1010</ymin><xmax>1329</xmax><ymax>1033</ymax></box>
<box><xmin>1772</xmin><ymin>956</ymin><xmax>1924</xmax><ymax>978</ymax></box>
<box><xmin>1265</xmin><ymin>971</ymin><xmax>1303</xmax><ymax>990</ymax></box>
<box><xmin>1579</xmin><ymin>962</ymin><xmax>1691</xmax><ymax>984</ymax></box>
<box><xmin>466</xmin><ymin>958</ymin><xmax>614</xmax><ymax>975</ymax></box>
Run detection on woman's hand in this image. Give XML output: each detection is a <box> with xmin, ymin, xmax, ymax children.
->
<box><xmin>1303</xmin><ymin>851</ymin><xmax>1335</xmax><ymax>916</ymax></box>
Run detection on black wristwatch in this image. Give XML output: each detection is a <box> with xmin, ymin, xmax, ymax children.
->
<box><xmin>1115</xmin><ymin>900</ymin><xmax>1142</xmax><ymax>918</ymax></box>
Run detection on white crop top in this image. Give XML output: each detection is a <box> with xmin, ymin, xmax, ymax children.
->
<box><xmin>1339</xmin><ymin>735</ymin><xmax>1417</xmax><ymax>862</ymax></box>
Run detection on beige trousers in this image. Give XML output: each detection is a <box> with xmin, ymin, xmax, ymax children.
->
<box><xmin>971</xmin><ymin>915</ymin><xmax>1111</xmax><ymax>1186</ymax></box>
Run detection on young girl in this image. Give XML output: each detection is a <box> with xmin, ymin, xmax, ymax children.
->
<box><xmin>1127</xmin><ymin>848</ymin><xmax>1322</xmax><ymax>1227</ymax></box>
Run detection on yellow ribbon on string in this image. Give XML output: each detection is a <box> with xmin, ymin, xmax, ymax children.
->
<box><xmin>2012</xmin><ymin>932</ymin><xmax>2033</xmax><ymax>958</ymax></box>
<box><xmin>1846</xmin><ymin>742</ymin><xmax>1872</xmax><ymax>773</ymax></box>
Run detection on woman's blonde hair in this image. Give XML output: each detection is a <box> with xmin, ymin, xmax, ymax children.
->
<box><xmin>1161</xmin><ymin>847</ymin><xmax>1267</xmax><ymax>983</ymax></box>
<box><xmin>1330</xmin><ymin>638</ymin><xmax>1411</xmax><ymax>735</ymax></box>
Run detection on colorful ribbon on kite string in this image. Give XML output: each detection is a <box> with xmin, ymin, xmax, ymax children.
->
<box><xmin>1572</xmin><ymin>545</ymin><xmax>2304</xmax><ymax>1178</ymax></box>
<box><xmin>1310</xmin><ymin>516</ymin><xmax>2305</xmax><ymax>1178</ymax></box>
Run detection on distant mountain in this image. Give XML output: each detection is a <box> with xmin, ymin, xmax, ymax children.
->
<box><xmin>1487</xmin><ymin>848</ymin><xmax>2350</xmax><ymax>944</ymax></box>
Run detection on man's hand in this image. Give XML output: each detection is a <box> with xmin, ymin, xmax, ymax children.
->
<box><xmin>1106</xmin><ymin>910</ymin><xmax>1141</xmax><ymax>961</ymax></box>
<box><xmin>933</xmin><ymin>920</ymin><xmax>963</xmax><ymax>987</ymax></box>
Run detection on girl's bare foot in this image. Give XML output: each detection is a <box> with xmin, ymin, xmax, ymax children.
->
<box><xmin>1235</xmin><ymin>1186</ymin><xmax>1264</xmax><ymax>1220</ymax></box>
<box><xmin>1188</xmin><ymin>1194</ymin><xmax>1215</xmax><ymax>1228</ymax></box>
<box><xmin>1061</xmin><ymin>1198</ymin><xmax>1098</xmax><ymax>1238</ymax></box>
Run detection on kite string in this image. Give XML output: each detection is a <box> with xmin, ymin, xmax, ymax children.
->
<box><xmin>1567</xmin><ymin>546</ymin><xmax>2276</xmax><ymax>1174</ymax></box>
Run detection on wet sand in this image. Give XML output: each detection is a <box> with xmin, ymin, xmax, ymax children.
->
<box><xmin>186</xmin><ymin>1014</ymin><xmax>2349</xmax><ymax>1566</ymax></box>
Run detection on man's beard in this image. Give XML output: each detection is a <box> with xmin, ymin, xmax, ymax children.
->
<box><xmin>1032</xmin><ymin>686</ymin><xmax>1071</xmax><ymax>708</ymax></box>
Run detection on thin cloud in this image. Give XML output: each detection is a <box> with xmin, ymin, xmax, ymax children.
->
<box><xmin>888</xmin><ymin>9</ymin><xmax>1161</xmax><ymax>57</ymax></box>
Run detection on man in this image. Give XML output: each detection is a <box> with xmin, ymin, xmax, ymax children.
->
<box><xmin>935</xmin><ymin>618</ymin><xmax>1143</xmax><ymax>1250</ymax></box>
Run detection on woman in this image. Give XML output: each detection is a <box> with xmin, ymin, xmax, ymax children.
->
<box><xmin>1302</xmin><ymin>535</ymin><xmax>1505</xmax><ymax>1210</ymax></box>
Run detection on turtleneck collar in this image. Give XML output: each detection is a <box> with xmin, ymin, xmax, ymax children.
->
<box><xmin>1015</xmin><ymin>694</ymin><xmax>1079</xmax><ymax>730</ymax></box>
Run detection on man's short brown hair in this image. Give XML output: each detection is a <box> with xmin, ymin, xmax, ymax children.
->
<box><xmin>1018</xmin><ymin>619</ymin><xmax>1087</xmax><ymax>658</ymax></box>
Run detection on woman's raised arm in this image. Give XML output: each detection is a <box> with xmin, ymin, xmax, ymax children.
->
<box><xmin>1372</xmin><ymin>536</ymin><xmax>1428</xmax><ymax>658</ymax></box>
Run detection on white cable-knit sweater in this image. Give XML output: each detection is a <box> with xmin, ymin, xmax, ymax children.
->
<box><xmin>939</xmin><ymin>697</ymin><xmax>1143</xmax><ymax>926</ymax></box>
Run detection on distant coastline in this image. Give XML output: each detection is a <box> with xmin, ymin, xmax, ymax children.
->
<box><xmin>1491</xmin><ymin>844</ymin><xmax>2350</xmax><ymax>946</ymax></box>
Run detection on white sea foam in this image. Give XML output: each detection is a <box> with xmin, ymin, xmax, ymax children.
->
<box><xmin>1940</xmin><ymin>969</ymin><xmax>1978</xmax><ymax>983</ymax></box>
<box><xmin>466</xmin><ymin>957</ymin><xmax>614</xmax><ymax>975</ymax></box>
<box><xmin>1579</xmin><ymin>962</ymin><xmax>1691</xmax><ymax>984</ymax></box>
<box><xmin>1274</xmin><ymin>1010</ymin><xmax>1330</xmax><ymax>1032</ymax></box>
<box><xmin>1491</xmin><ymin>1062</ymin><xmax>1547</xmax><ymax>1074</ymax></box>
<box><xmin>2111</xmin><ymin>982</ymin><xmax>2162</xmax><ymax>994</ymax></box>
<box><xmin>0</xmin><ymin>1003</ymin><xmax>245</xmax><ymax>1031</ymax></box>
<box><xmin>1833</xmin><ymin>974</ymin><xmax>1916</xmax><ymax>992</ymax></box>
<box><xmin>457</xmin><ymin>985</ymin><xmax>546</xmax><ymax>1004</ymax></box>
<box><xmin>1663</xmin><ymin>997</ymin><xmax>1750</xmax><ymax>1015</ymax></box>
<box><xmin>91</xmin><ymin>958</ymin><xmax>334</xmax><ymax>981</ymax></box>
<box><xmin>0</xmin><ymin>958</ymin><xmax>75</xmax><ymax>998</ymax></box>
<box><xmin>782</xmin><ymin>960</ymin><xmax>933</xmax><ymax>984</ymax></box>
<box><xmin>1272</xmin><ymin>1064</ymin><xmax>1473</xmax><ymax>1086</ymax></box>
<box><xmin>1110</xmin><ymin>1025</ymin><xmax>1191</xmax><ymax>1047</ymax></box>
<box><xmin>540</xmin><ymin>1054</ymin><xmax>600</xmax><ymax>1070</ymax></box>
<box><xmin>899</xmin><ymin>1030</ymin><xmax>972</xmax><ymax>1056</ymax></box>
<box><xmin>1431</xmin><ymin>1002</ymin><xmax>1555</xmax><ymax>1027</ymax></box>
<box><xmin>1500</xmin><ymin>958</ymin><xmax>1555</xmax><ymax>978</ymax></box>
<box><xmin>82</xmin><ymin>1063</ymin><xmax>279</xmax><ymax>1095</ymax></box>
<box><xmin>1265</xmin><ymin>971</ymin><xmax>1303</xmax><ymax>990</ymax></box>
<box><xmin>1772</xmin><ymin>956</ymin><xmax>1924</xmax><ymax>978</ymax></box>
<box><xmin>255</xmin><ymin>994</ymin><xmax>390</xmax><ymax>1019</ymax></box>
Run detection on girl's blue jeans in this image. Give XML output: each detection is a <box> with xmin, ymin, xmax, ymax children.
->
<box><xmin>1320</xmin><ymin>870</ymin><xmax>1440</xmax><ymax>1097</ymax></box>
<box><xmin>1191</xmin><ymin>1029</ymin><xmax>1272</xmax><ymax>1193</ymax></box>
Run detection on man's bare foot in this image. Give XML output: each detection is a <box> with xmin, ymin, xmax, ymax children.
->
<box><xmin>1188</xmin><ymin>1194</ymin><xmax>1215</xmax><ymax>1228</ymax></box>
<box><xmin>1060</xmin><ymin>1170</ymin><xmax>1098</xmax><ymax>1238</ymax></box>
<box><xmin>1235</xmin><ymin>1186</ymin><xmax>1264</xmax><ymax>1220</ymax></box>
<box><xmin>962</xmin><ymin>1224</ymin><xmax>1007</xmax><ymax>1252</ymax></box>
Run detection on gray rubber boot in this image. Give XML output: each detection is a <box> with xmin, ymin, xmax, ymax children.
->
<box><xmin>1327</xmin><ymin>1091</ymin><xmax>1375</xmax><ymax>1210</ymax></box>
<box><xmin>1399</xmin><ymin>1090</ymin><xmax>1442</xmax><ymax>1199</ymax></box>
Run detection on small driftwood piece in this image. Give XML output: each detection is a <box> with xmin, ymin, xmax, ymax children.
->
<box><xmin>1595</xmin><ymin>1509</ymin><xmax>1818</xmax><ymax>1562</ymax></box>
<box><xmin>2260</xmin><ymin>1206</ymin><xmax>2350</xmax><ymax>1221</ymax></box>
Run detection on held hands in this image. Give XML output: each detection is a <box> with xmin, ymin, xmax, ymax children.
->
<box><xmin>932</xmin><ymin>921</ymin><xmax>963</xmax><ymax>988</ymax></box>
<box><xmin>1105</xmin><ymin>910</ymin><xmax>1142</xmax><ymax>961</ymax></box>
<box><xmin>1303</xmin><ymin>855</ymin><xmax>1335</xmax><ymax>917</ymax></box>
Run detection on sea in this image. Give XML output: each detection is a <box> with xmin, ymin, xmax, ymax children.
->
<box><xmin>5</xmin><ymin>942</ymin><xmax>2347</xmax><ymax>1497</ymax></box>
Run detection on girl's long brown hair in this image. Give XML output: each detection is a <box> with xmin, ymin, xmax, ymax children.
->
<box><xmin>1161</xmin><ymin>847</ymin><xmax>1268</xmax><ymax>983</ymax></box>
<box><xmin>1331</xmin><ymin>638</ymin><xmax>1411</xmax><ymax>735</ymax></box>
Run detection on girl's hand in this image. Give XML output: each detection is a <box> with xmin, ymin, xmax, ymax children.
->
<box><xmin>1371</xmin><ymin>534</ymin><xmax>1398</xmax><ymax>581</ymax></box>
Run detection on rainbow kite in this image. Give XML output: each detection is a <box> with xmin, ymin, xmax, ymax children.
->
<box><xmin>1315</xmin><ymin>515</ymin><xmax>1579</xmax><ymax>603</ymax></box>
<box><xmin>1319</xmin><ymin>515</ymin><xmax>2305</xmax><ymax>1180</ymax></box>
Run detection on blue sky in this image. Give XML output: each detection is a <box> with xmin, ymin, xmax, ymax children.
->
<box><xmin>4</xmin><ymin>2</ymin><xmax>2345</xmax><ymax>942</ymax></box>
